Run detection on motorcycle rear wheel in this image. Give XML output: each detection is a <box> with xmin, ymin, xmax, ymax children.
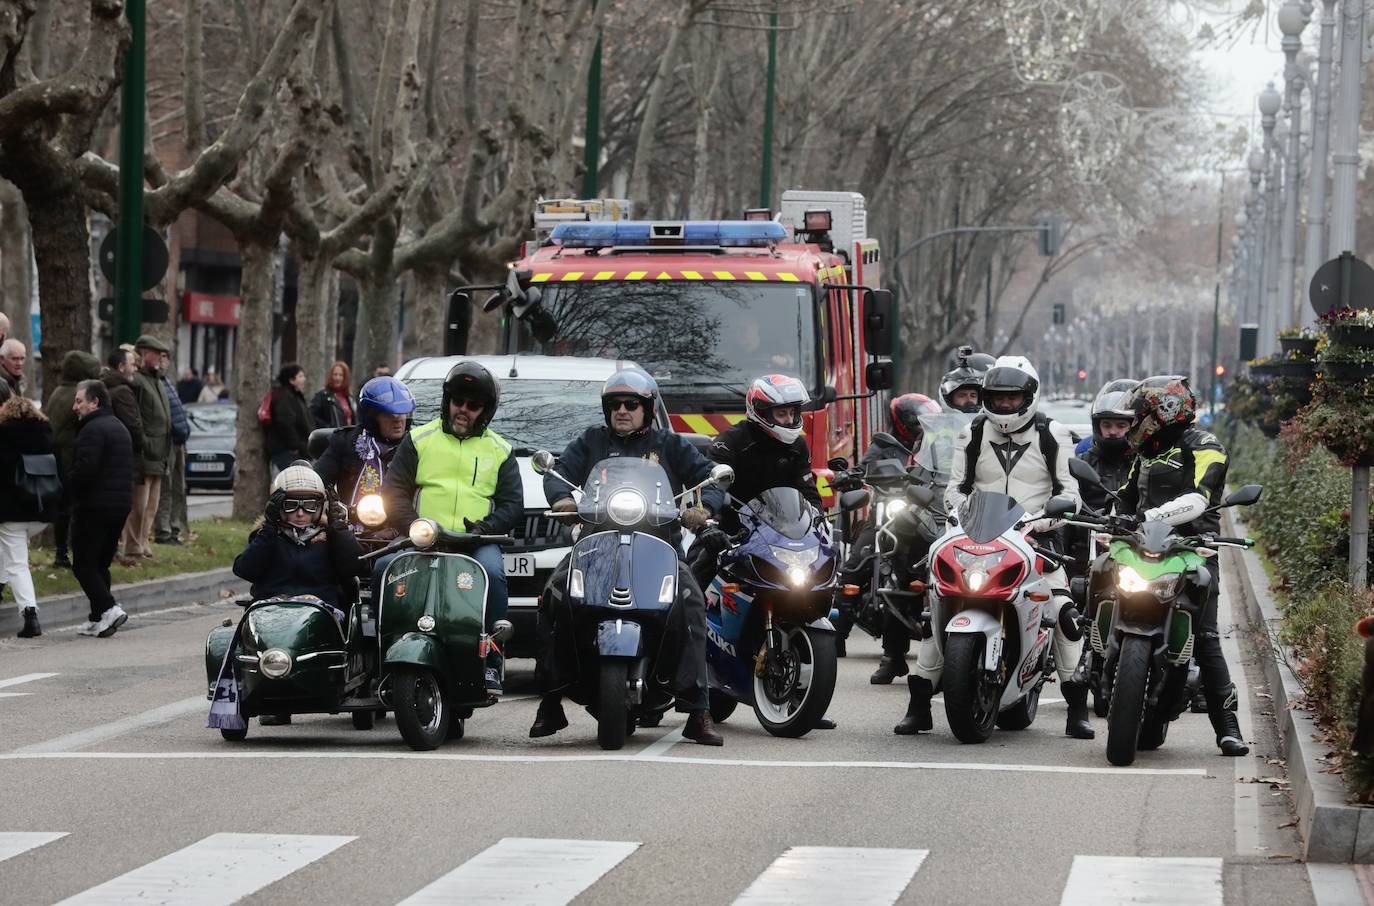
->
<box><xmin>708</xmin><ymin>689</ymin><xmax>738</xmax><ymax>723</ymax></box>
<box><xmin>943</xmin><ymin>634</ymin><xmax>999</xmax><ymax>744</ymax></box>
<box><xmin>752</xmin><ymin>627</ymin><xmax>837</xmax><ymax>738</ymax></box>
<box><xmin>597</xmin><ymin>660</ymin><xmax>629</xmax><ymax>751</ymax></box>
<box><xmin>393</xmin><ymin>667</ymin><xmax>451</xmax><ymax>751</ymax></box>
<box><xmin>1107</xmin><ymin>635</ymin><xmax>1152</xmax><ymax>766</ymax></box>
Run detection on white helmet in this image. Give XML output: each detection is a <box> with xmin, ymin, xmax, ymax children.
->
<box><xmin>270</xmin><ymin>462</ymin><xmax>327</xmax><ymax>544</ymax></box>
<box><xmin>745</xmin><ymin>374</ymin><xmax>810</xmax><ymax>444</ymax></box>
<box><xmin>981</xmin><ymin>356</ymin><xmax>1041</xmax><ymax>434</ymax></box>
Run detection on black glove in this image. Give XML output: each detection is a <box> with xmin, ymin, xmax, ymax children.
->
<box><xmin>264</xmin><ymin>489</ymin><xmax>286</xmax><ymax>525</ymax></box>
<box><xmin>696</xmin><ymin>526</ymin><xmax>731</xmax><ymax>555</ymax></box>
<box><xmin>327</xmin><ymin>498</ymin><xmax>349</xmax><ymax>533</ymax></box>
<box><xmin>462</xmin><ymin>518</ymin><xmax>490</xmax><ymax>535</ymax></box>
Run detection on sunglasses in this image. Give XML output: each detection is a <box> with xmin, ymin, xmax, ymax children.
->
<box><xmin>609</xmin><ymin>398</ymin><xmax>643</xmax><ymax>413</ymax></box>
<box><xmin>451</xmin><ymin>397</ymin><xmax>485</xmax><ymax>413</ymax></box>
<box><xmin>282</xmin><ymin>498</ymin><xmax>323</xmax><ymax>514</ymax></box>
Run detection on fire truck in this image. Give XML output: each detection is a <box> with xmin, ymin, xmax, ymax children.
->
<box><xmin>485</xmin><ymin>191</ymin><xmax>894</xmax><ymax>499</ymax></box>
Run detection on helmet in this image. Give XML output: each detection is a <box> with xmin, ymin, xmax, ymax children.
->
<box><xmin>441</xmin><ymin>361</ymin><xmax>500</xmax><ymax>438</ymax></box>
<box><xmin>357</xmin><ymin>376</ymin><xmax>416</xmax><ymax>437</ymax></box>
<box><xmin>601</xmin><ymin>367</ymin><xmax>658</xmax><ymax>434</ymax></box>
<box><xmin>270</xmin><ymin>462</ymin><xmax>327</xmax><ymax>544</ymax></box>
<box><xmin>940</xmin><ymin>349</ymin><xmax>996</xmax><ymax>413</ymax></box>
<box><xmin>1090</xmin><ymin>378</ymin><xmax>1139</xmax><ymax>454</ymax></box>
<box><xmin>980</xmin><ymin>356</ymin><xmax>1041</xmax><ymax>434</ymax></box>
<box><xmin>745</xmin><ymin>374</ymin><xmax>810</xmax><ymax>444</ymax></box>
<box><xmin>1126</xmin><ymin>375</ymin><xmax>1196</xmax><ymax>455</ymax></box>
<box><xmin>890</xmin><ymin>393</ymin><xmax>942</xmax><ymax>450</ymax></box>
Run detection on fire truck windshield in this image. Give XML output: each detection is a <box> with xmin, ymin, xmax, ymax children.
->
<box><xmin>515</xmin><ymin>282</ymin><xmax>819</xmax><ymax>396</ymax></box>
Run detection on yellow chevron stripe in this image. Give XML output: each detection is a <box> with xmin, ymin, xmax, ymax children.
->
<box><xmin>778</xmin><ymin>272</ymin><xmax>799</xmax><ymax>282</ymax></box>
<box><xmin>531</xmin><ymin>273</ymin><xmax>552</xmax><ymax>283</ymax></box>
<box><xmin>725</xmin><ymin>414</ymin><xmax>746</xmax><ymax>424</ymax></box>
<box><xmin>713</xmin><ymin>271</ymin><xmax>735</xmax><ymax>280</ymax></box>
<box><xmin>655</xmin><ymin>271</ymin><xmax>673</xmax><ymax>280</ymax></box>
<box><xmin>816</xmin><ymin>473</ymin><xmax>831</xmax><ymax>495</ymax></box>
<box><xmin>625</xmin><ymin>271</ymin><xmax>647</xmax><ymax>280</ymax></box>
<box><xmin>680</xmin><ymin>414</ymin><xmax>718</xmax><ymax>435</ymax></box>
<box><xmin>745</xmin><ymin>271</ymin><xmax>766</xmax><ymax>281</ymax></box>
<box><xmin>681</xmin><ymin>270</ymin><xmax>703</xmax><ymax>280</ymax></box>
<box><xmin>561</xmin><ymin>272</ymin><xmax>583</xmax><ymax>281</ymax></box>
<box><xmin>593</xmin><ymin>271</ymin><xmax>615</xmax><ymax>281</ymax></box>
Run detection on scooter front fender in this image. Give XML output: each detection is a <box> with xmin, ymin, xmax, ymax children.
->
<box><xmin>806</xmin><ymin>616</ymin><xmax>835</xmax><ymax>633</ymax></box>
<box><xmin>385</xmin><ymin>632</ymin><xmax>448</xmax><ymax>673</ymax></box>
<box><xmin>944</xmin><ymin>610</ymin><xmax>1003</xmax><ymax>672</ymax></box>
<box><xmin>597</xmin><ymin>620</ymin><xmax>642</xmax><ymax>657</ymax></box>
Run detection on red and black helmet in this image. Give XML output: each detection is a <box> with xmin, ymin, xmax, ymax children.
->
<box><xmin>890</xmin><ymin>393</ymin><xmax>941</xmax><ymax>450</ymax></box>
<box><xmin>746</xmin><ymin>374</ymin><xmax>810</xmax><ymax>444</ymax></box>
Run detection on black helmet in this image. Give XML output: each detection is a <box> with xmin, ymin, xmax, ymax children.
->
<box><xmin>601</xmin><ymin>367</ymin><xmax>658</xmax><ymax>435</ymax></box>
<box><xmin>441</xmin><ymin>361</ymin><xmax>500</xmax><ymax>437</ymax></box>
<box><xmin>940</xmin><ymin>347</ymin><xmax>995</xmax><ymax>413</ymax></box>
<box><xmin>1090</xmin><ymin>378</ymin><xmax>1138</xmax><ymax>453</ymax></box>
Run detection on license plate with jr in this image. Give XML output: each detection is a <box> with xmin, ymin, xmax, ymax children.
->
<box><xmin>503</xmin><ymin>554</ymin><xmax>536</xmax><ymax>577</ymax></box>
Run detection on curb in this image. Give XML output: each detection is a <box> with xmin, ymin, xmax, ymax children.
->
<box><xmin>1225</xmin><ymin>510</ymin><xmax>1374</xmax><ymax>862</ymax></box>
<box><xmin>1</xmin><ymin>567</ymin><xmax>246</xmax><ymax>636</ymax></box>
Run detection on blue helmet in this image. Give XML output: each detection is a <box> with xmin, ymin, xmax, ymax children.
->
<box><xmin>601</xmin><ymin>367</ymin><xmax>657</xmax><ymax>432</ymax></box>
<box><xmin>358</xmin><ymin>376</ymin><xmax>416</xmax><ymax>436</ymax></box>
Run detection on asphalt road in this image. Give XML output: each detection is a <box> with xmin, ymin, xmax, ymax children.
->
<box><xmin>0</xmin><ymin>548</ymin><xmax>1345</xmax><ymax>905</ymax></box>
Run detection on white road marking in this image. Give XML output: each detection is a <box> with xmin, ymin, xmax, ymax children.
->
<box><xmin>0</xmin><ymin>832</ymin><xmax>66</xmax><ymax>863</ymax></box>
<box><xmin>0</xmin><ymin>692</ymin><xmax>34</xmax><ymax>699</ymax></box>
<box><xmin>1059</xmin><ymin>856</ymin><xmax>1222</xmax><ymax>906</ymax></box>
<box><xmin>634</xmin><ymin>727</ymin><xmax>682</xmax><ymax>759</ymax></box>
<box><xmin>0</xmin><ymin>749</ymin><xmax>1209</xmax><ymax>776</ymax></box>
<box><xmin>52</xmin><ymin>832</ymin><xmax>353</xmax><ymax>906</ymax></box>
<box><xmin>11</xmin><ymin>697</ymin><xmax>206</xmax><ymax>754</ymax></box>
<box><xmin>397</xmin><ymin>837</ymin><xmax>638</xmax><ymax>905</ymax></box>
<box><xmin>733</xmin><ymin>846</ymin><xmax>927</xmax><ymax>906</ymax></box>
<box><xmin>0</xmin><ymin>672</ymin><xmax>59</xmax><ymax>689</ymax></box>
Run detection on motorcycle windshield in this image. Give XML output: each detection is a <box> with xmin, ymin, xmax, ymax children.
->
<box><xmin>741</xmin><ymin>487</ymin><xmax>815</xmax><ymax>541</ymax></box>
<box><xmin>915</xmin><ymin>411</ymin><xmax>972</xmax><ymax>477</ymax></box>
<box><xmin>581</xmin><ymin>457</ymin><xmax>680</xmax><ymax>527</ymax></box>
<box><xmin>958</xmin><ymin>491</ymin><xmax>1026</xmax><ymax>545</ymax></box>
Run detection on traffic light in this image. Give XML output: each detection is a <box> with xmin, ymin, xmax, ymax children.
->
<box><xmin>1077</xmin><ymin>369</ymin><xmax>1087</xmax><ymax>381</ymax></box>
<box><xmin>1052</xmin><ymin>303</ymin><xmax>1066</xmax><ymax>325</ymax></box>
<box><xmin>1038</xmin><ymin>217</ymin><xmax>1062</xmax><ymax>257</ymax></box>
<box><xmin>1215</xmin><ymin>365</ymin><xmax>1226</xmax><ymax>377</ymax></box>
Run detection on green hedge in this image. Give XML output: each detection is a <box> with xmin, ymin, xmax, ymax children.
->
<box><xmin>1224</xmin><ymin>419</ymin><xmax>1374</xmax><ymax>799</ymax></box>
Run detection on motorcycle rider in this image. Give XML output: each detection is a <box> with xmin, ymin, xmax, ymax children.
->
<box><xmin>939</xmin><ymin>346</ymin><xmax>997</xmax><ymax>414</ymax></box>
<box><xmin>379</xmin><ymin>361</ymin><xmax>522</xmax><ymax>695</ymax></box>
<box><xmin>896</xmin><ymin>356</ymin><xmax>1093</xmax><ymax>739</ymax></box>
<box><xmin>1074</xmin><ymin>379</ymin><xmax>1139</xmax><ymax>511</ymax></box>
<box><xmin>530</xmin><ymin>367</ymin><xmax>726</xmax><ymax>746</ymax></box>
<box><xmin>1116</xmin><ymin>376</ymin><xmax>1249</xmax><ymax>756</ymax></box>
<box><xmin>314</xmin><ymin>376</ymin><xmax>417</xmax><ymax>528</ymax></box>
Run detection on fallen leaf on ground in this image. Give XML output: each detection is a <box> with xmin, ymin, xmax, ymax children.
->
<box><xmin>1277</xmin><ymin>819</ymin><xmax>1298</xmax><ymax>829</ymax></box>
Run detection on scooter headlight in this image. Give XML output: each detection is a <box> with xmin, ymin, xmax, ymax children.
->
<box><xmin>608</xmin><ymin>489</ymin><xmax>647</xmax><ymax>526</ymax></box>
<box><xmin>356</xmin><ymin>494</ymin><xmax>386</xmax><ymax>528</ymax></box>
<box><xmin>259</xmin><ymin>648</ymin><xmax>292</xmax><ymax>678</ymax></box>
<box><xmin>409</xmin><ymin>518</ymin><xmax>439</xmax><ymax>549</ymax></box>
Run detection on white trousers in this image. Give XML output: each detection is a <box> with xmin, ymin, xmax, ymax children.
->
<box><xmin>0</xmin><ymin>522</ymin><xmax>40</xmax><ymax>610</ymax></box>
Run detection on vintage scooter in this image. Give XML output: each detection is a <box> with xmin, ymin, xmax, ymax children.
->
<box><xmin>532</xmin><ymin>450</ymin><xmax>734</xmax><ymax>751</ymax></box>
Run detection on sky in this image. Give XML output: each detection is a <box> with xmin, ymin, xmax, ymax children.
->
<box><xmin>1195</xmin><ymin>1</ymin><xmax>1306</xmax><ymax>133</ymax></box>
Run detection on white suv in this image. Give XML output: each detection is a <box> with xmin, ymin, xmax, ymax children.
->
<box><xmin>394</xmin><ymin>354</ymin><xmax>670</xmax><ymax>658</ymax></box>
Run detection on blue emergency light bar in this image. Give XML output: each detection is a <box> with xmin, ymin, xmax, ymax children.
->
<box><xmin>550</xmin><ymin>220</ymin><xmax>787</xmax><ymax>249</ymax></box>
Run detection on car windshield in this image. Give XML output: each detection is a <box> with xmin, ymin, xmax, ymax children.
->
<box><xmin>515</xmin><ymin>282</ymin><xmax>819</xmax><ymax>395</ymax></box>
<box><xmin>407</xmin><ymin>378</ymin><xmax>610</xmax><ymax>453</ymax></box>
<box><xmin>741</xmin><ymin>487</ymin><xmax>815</xmax><ymax>541</ymax></box>
<box><xmin>958</xmin><ymin>491</ymin><xmax>1026</xmax><ymax>544</ymax></box>
<box><xmin>186</xmin><ymin>405</ymin><xmax>237</xmax><ymax>434</ymax></box>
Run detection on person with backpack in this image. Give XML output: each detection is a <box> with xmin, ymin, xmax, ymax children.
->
<box><xmin>0</xmin><ymin>379</ymin><xmax>57</xmax><ymax>637</ymax></box>
<box><xmin>894</xmin><ymin>356</ymin><xmax>1091</xmax><ymax>740</ymax></box>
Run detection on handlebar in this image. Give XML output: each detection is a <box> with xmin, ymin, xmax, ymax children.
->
<box><xmin>358</xmin><ymin>530</ymin><xmax>515</xmax><ymax>561</ymax></box>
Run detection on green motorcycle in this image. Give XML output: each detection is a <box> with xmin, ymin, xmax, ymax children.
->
<box><xmin>1060</xmin><ymin>460</ymin><xmax>1260</xmax><ymax>766</ymax></box>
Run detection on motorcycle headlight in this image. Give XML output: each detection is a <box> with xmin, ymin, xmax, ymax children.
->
<box><xmin>1148</xmin><ymin>572</ymin><xmax>1182</xmax><ymax>597</ymax></box>
<box><xmin>1117</xmin><ymin>566</ymin><xmax>1149</xmax><ymax>594</ymax></box>
<box><xmin>608</xmin><ymin>489</ymin><xmax>647</xmax><ymax>526</ymax></box>
<box><xmin>259</xmin><ymin>648</ymin><xmax>291</xmax><ymax>678</ymax></box>
<box><xmin>965</xmin><ymin>569</ymin><xmax>989</xmax><ymax>592</ymax></box>
<box><xmin>409</xmin><ymin>518</ymin><xmax>438</xmax><ymax>549</ymax></box>
<box><xmin>886</xmin><ymin>499</ymin><xmax>908</xmax><ymax>517</ymax></box>
<box><xmin>770</xmin><ymin>545</ymin><xmax>819</xmax><ymax>569</ymax></box>
<box><xmin>356</xmin><ymin>494</ymin><xmax>386</xmax><ymax>528</ymax></box>
<box><xmin>787</xmin><ymin>566</ymin><xmax>809</xmax><ymax>588</ymax></box>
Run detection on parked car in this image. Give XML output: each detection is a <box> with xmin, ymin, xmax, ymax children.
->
<box><xmin>185</xmin><ymin>403</ymin><xmax>237</xmax><ymax>491</ymax></box>
<box><xmin>395</xmin><ymin>355</ymin><xmax>671</xmax><ymax>658</ymax></box>
<box><xmin>1040</xmin><ymin>397</ymin><xmax>1091</xmax><ymax>444</ymax></box>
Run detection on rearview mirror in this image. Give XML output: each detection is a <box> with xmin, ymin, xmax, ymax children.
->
<box><xmin>839</xmin><ymin>489</ymin><xmax>871</xmax><ymax>512</ymax></box>
<box><xmin>872</xmin><ymin>431</ymin><xmax>901</xmax><ymax>449</ymax></box>
<box><xmin>1044</xmin><ymin>494</ymin><xmax>1078</xmax><ymax>519</ymax></box>
<box><xmin>827</xmin><ymin>457</ymin><xmax>849</xmax><ymax>472</ymax></box>
<box><xmin>531</xmin><ymin>450</ymin><xmax>556</xmax><ymax>474</ymax></box>
<box><xmin>307</xmin><ymin>427</ymin><xmax>336</xmax><ymax>461</ymax></box>
<box><xmin>491</xmin><ymin>620</ymin><xmax>514</xmax><ymax>643</ymax></box>
<box><xmin>904</xmin><ymin>484</ymin><xmax>935</xmax><ymax>508</ymax></box>
<box><xmin>445</xmin><ymin>290</ymin><xmax>472</xmax><ymax>354</ymax></box>
<box><xmin>862</xmin><ymin>288</ymin><xmax>894</xmax><ymax>356</ymax></box>
<box><xmin>1222</xmin><ymin>484</ymin><xmax>1263</xmax><ymax>508</ymax></box>
<box><xmin>1068</xmin><ymin>457</ymin><xmax>1104</xmax><ymax>489</ymax></box>
<box><xmin>708</xmin><ymin>464</ymin><xmax>735</xmax><ymax>489</ymax></box>
<box><xmin>865</xmin><ymin>361</ymin><xmax>893</xmax><ymax>392</ymax></box>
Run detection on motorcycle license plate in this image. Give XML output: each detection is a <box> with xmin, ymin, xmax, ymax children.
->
<box><xmin>503</xmin><ymin>554</ymin><xmax>536</xmax><ymax>577</ymax></box>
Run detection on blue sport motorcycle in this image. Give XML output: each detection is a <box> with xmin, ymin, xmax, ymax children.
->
<box><xmin>703</xmin><ymin>486</ymin><xmax>867</xmax><ymax>737</ymax></box>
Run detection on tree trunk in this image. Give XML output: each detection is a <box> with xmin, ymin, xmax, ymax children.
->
<box><xmin>231</xmin><ymin>239</ymin><xmax>278</xmax><ymax>520</ymax></box>
<box><xmin>294</xmin><ymin>254</ymin><xmax>333</xmax><ymax>390</ymax></box>
<box><xmin>626</xmin><ymin>4</ymin><xmax>695</xmax><ymax>205</ymax></box>
<box><xmin>17</xmin><ymin>170</ymin><xmax>92</xmax><ymax>401</ymax></box>
<box><xmin>412</xmin><ymin>264</ymin><xmax>447</xmax><ymax>357</ymax></box>
<box><xmin>353</xmin><ymin>216</ymin><xmax>399</xmax><ymax>374</ymax></box>
<box><xmin>0</xmin><ymin>180</ymin><xmax>34</xmax><ymax>387</ymax></box>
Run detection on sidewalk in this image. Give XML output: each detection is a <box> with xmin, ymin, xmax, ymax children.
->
<box><xmin>1</xmin><ymin>567</ymin><xmax>245</xmax><ymax>636</ymax></box>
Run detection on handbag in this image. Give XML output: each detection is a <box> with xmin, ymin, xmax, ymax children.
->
<box><xmin>14</xmin><ymin>453</ymin><xmax>61</xmax><ymax>521</ymax></box>
<box><xmin>257</xmin><ymin>391</ymin><xmax>274</xmax><ymax>426</ymax></box>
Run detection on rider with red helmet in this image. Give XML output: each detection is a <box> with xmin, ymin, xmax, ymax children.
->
<box><xmin>706</xmin><ymin>374</ymin><xmax>822</xmax><ymax>516</ymax></box>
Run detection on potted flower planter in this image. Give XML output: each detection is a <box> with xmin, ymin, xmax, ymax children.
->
<box><xmin>1249</xmin><ymin>363</ymin><xmax>1278</xmax><ymax>381</ymax></box>
<box><xmin>1329</xmin><ymin>322</ymin><xmax>1374</xmax><ymax>347</ymax></box>
<box><xmin>1320</xmin><ymin>360</ymin><xmax>1374</xmax><ymax>382</ymax></box>
<box><xmin>1279</xmin><ymin>336</ymin><xmax>1319</xmax><ymax>357</ymax></box>
<box><xmin>1275</xmin><ymin>360</ymin><xmax>1315</xmax><ymax>379</ymax></box>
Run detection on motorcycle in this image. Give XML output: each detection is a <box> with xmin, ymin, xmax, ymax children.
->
<box><xmin>1060</xmin><ymin>459</ymin><xmax>1261</xmax><ymax>766</ymax></box>
<box><xmin>702</xmin><ymin>486</ymin><xmax>864</xmax><ymax>737</ymax></box>
<box><xmin>925</xmin><ymin>490</ymin><xmax>1080</xmax><ymax>743</ymax></box>
<box><xmin>532</xmin><ymin>450</ymin><xmax>734</xmax><ymax>751</ymax></box>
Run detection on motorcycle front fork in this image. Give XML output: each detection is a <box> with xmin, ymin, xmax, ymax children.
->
<box><xmin>755</xmin><ymin>606</ymin><xmax>779</xmax><ymax>677</ymax></box>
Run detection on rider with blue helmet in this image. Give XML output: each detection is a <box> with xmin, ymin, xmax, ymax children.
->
<box><xmin>313</xmin><ymin>375</ymin><xmax>416</xmax><ymax>519</ymax></box>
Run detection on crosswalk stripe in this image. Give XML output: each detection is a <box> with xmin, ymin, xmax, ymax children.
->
<box><xmin>0</xmin><ymin>832</ymin><xmax>66</xmax><ymax>863</ymax></box>
<box><xmin>53</xmin><ymin>833</ymin><xmax>354</xmax><ymax>906</ymax></box>
<box><xmin>0</xmin><ymin>673</ymin><xmax>59</xmax><ymax>690</ymax></box>
<box><xmin>1060</xmin><ymin>856</ymin><xmax>1223</xmax><ymax>906</ymax></box>
<box><xmin>397</xmin><ymin>837</ymin><xmax>639</xmax><ymax>905</ymax></box>
<box><xmin>733</xmin><ymin>846</ymin><xmax>928</xmax><ymax>906</ymax></box>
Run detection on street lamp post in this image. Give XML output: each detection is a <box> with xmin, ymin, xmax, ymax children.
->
<box><xmin>1278</xmin><ymin>1</ymin><xmax>1309</xmax><ymax>333</ymax></box>
<box><xmin>1303</xmin><ymin>0</ymin><xmax>1339</xmax><ymax>321</ymax></box>
<box><xmin>1245</xmin><ymin>155</ymin><xmax>1265</xmax><ymax>334</ymax></box>
<box><xmin>1258</xmin><ymin>83</ymin><xmax>1283</xmax><ymax>356</ymax></box>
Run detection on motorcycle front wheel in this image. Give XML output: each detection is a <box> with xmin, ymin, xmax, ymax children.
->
<box><xmin>393</xmin><ymin>667</ymin><xmax>451</xmax><ymax>751</ymax></box>
<box><xmin>752</xmin><ymin>626</ymin><xmax>837</xmax><ymax>738</ymax></box>
<box><xmin>943</xmin><ymin>634</ymin><xmax>999</xmax><ymax>744</ymax></box>
<box><xmin>597</xmin><ymin>660</ymin><xmax>629</xmax><ymax>751</ymax></box>
<box><xmin>1107</xmin><ymin>635</ymin><xmax>1152</xmax><ymax>766</ymax></box>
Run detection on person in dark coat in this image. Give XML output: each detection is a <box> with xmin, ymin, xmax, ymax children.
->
<box><xmin>176</xmin><ymin>368</ymin><xmax>203</xmax><ymax>404</ymax></box>
<box><xmin>101</xmin><ymin>348</ymin><xmax>144</xmax><ymax>462</ymax></box>
<box><xmin>70</xmin><ymin>380</ymin><xmax>134</xmax><ymax>638</ymax></box>
<box><xmin>44</xmin><ymin>350</ymin><xmax>101</xmax><ymax>568</ymax></box>
<box><xmin>0</xmin><ymin>381</ymin><xmax>55</xmax><ymax>637</ymax></box>
<box><xmin>125</xmin><ymin>335</ymin><xmax>172</xmax><ymax>559</ymax></box>
<box><xmin>155</xmin><ymin>352</ymin><xmax>192</xmax><ymax>545</ymax></box>
<box><xmin>309</xmin><ymin>361</ymin><xmax>356</xmax><ymax>429</ymax></box>
<box><xmin>265</xmin><ymin>363</ymin><xmax>313</xmax><ymax>474</ymax></box>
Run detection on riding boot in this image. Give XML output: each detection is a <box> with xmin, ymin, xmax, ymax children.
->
<box><xmin>870</xmin><ymin>655</ymin><xmax>909</xmax><ymax>685</ymax></box>
<box><xmin>1207</xmin><ymin>687</ymin><xmax>1249</xmax><ymax>756</ymax></box>
<box><xmin>1062</xmin><ymin>680</ymin><xmax>1096</xmax><ymax>739</ymax></box>
<box><xmin>894</xmin><ymin>675</ymin><xmax>934</xmax><ymax>735</ymax></box>
<box><xmin>529</xmin><ymin>694</ymin><xmax>569</xmax><ymax>738</ymax></box>
<box><xmin>683</xmin><ymin>710</ymin><xmax>724</xmax><ymax>746</ymax></box>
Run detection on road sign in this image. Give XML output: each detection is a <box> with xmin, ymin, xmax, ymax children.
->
<box><xmin>98</xmin><ymin>296</ymin><xmax>167</xmax><ymax>324</ymax></box>
<box><xmin>1309</xmin><ymin>252</ymin><xmax>1374</xmax><ymax>315</ymax></box>
<box><xmin>98</xmin><ymin>225</ymin><xmax>169</xmax><ymax>292</ymax></box>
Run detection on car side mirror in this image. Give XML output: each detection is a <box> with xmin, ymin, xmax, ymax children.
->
<box><xmin>1068</xmin><ymin>457</ymin><xmax>1104</xmax><ymax>489</ymax></box>
<box><xmin>708</xmin><ymin>464</ymin><xmax>735</xmax><ymax>489</ymax></box>
<box><xmin>827</xmin><ymin>457</ymin><xmax>849</xmax><ymax>472</ymax></box>
<box><xmin>839</xmin><ymin>488</ymin><xmax>871</xmax><ymax>512</ymax></box>
<box><xmin>531</xmin><ymin>450</ymin><xmax>556</xmax><ymax>474</ymax></box>
<box><xmin>1221</xmin><ymin>484</ymin><xmax>1262</xmax><ymax>508</ymax></box>
<box><xmin>904</xmin><ymin>484</ymin><xmax>935</xmax><ymax>508</ymax></box>
<box><xmin>1044</xmin><ymin>494</ymin><xmax>1078</xmax><ymax>519</ymax></box>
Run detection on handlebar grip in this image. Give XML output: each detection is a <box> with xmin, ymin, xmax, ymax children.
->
<box><xmin>1208</xmin><ymin>536</ymin><xmax>1253</xmax><ymax>547</ymax></box>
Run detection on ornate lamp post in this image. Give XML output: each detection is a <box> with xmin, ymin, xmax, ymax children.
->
<box><xmin>1277</xmin><ymin>0</ymin><xmax>1309</xmax><ymax>333</ymax></box>
<box><xmin>1258</xmin><ymin>83</ymin><xmax>1284</xmax><ymax>357</ymax></box>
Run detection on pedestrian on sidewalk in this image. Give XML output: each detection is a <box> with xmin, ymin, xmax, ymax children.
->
<box><xmin>1</xmin><ymin>338</ymin><xmax>27</xmax><ymax>397</ymax></box>
<box><xmin>155</xmin><ymin>350</ymin><xmax>191</xmax><ymax>546</ymax></box>
<box><xmin>124</xmin><ymin>335</ymin><xmax>172</xmax><ymax>560</ymax></box>
<box><xmin>0</xmin><ymin>380</ymin><xmax>56</xmax><ymax>638</ymax></box>
<box><xmin>310</xmin><ymin>361</ymin><xmax>355</xmax><ymax>429</ymax></box>
<box><xmin>198</xmin><ymin>370</ymin><xmax>224</xmax><ymax>404</ymax></box>
<box><xmin>70</xmin><ymin>380</ymin><xmax>132</xmax><ymax>638</ymax></box>
<box><xmin>265</xmin><ymin>363</ymin><xmax>312</xmax><ymax>476</ymax></box>
<box><xmin>101</xmin><ymin>349</ymin><xmax>145</xmax><ymax>566</ymax></box>
<box><xmin>176</xmin><ymin>367</ymin><xmax>203</xmax><ymax>405</ymax></box>
<box><xmin>44</xmin><ymin>351</ymin><xmax>101</xmax><ymax>569</ymax></box>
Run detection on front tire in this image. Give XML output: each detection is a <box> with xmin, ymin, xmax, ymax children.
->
<box><xmin>751</xmin><ymin>627</ymin><xmax>837</xmax><ymax>738</ymax></box>
<box><xmin>597</xmin><ymin>660</ymin><xmax>629</xmax><ymax>751</ymax></box>
<box><xmin>393</xmin><ymin>668</ymin><xmax>451</xmax><ymax>751</ymax></box>
<box><xmin>943</xmin><ymin>634</ymin><xmax>999</xmax><ymax>744</ymax></box>
<box><xmin>1106</xmin><ymin>635</ymin><xmax>1152</xmax><ymax>766</ymax></box>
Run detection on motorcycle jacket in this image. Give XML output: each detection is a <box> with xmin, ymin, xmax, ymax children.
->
<box><xmin>709</xmin><ymin>420</ymin><xmax>822</xmax><ymax>509</ymax></box>
<box><xmin>1077</xmin><ymin>440</ymin><xmax>1133</xmax><ymax>514</ymax></box>
<box><xmin>945</xmin><ymin>412</ymin><xmax>1079</xmax><ymax>521</ymax></box>
<box><xmin>1117</xmin><ymin>426</ymin><xmax>1226</xmax><ymax>536</ymax></box>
